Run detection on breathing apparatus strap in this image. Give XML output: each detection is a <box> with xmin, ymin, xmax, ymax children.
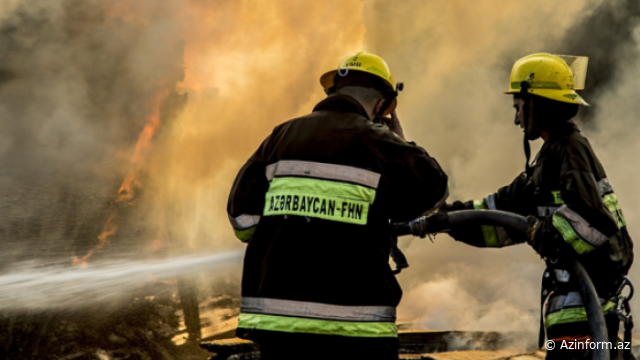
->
<box><xmin>520</xmin><ymin>80</ymin><xmax>533</xmax><ymax>174</ymax></box>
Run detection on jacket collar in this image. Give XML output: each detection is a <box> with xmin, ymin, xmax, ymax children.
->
<box><xmin>546</xmin><ymin>120</ymin><xmax>580</xmax><ymax>142</ymax></box>
<box><xmin>312</xmin><ymin>94</ymin><xmax>371</xmax><ymax>120</ymax></box>
<box><xmin>537</xmin><ymin>120</ymin><xmax>580</xmax><ymax>162</ymax></box>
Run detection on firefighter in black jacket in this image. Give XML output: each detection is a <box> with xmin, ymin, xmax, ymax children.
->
<box><xmin>227</xmin><ymin>51</ymin><xmax>449</xmax><ymax>360</ymax></box>
<box><xmin>445</xmin><ymin>53</ymin><xmax>633</xmax><ymax>359</ymax></box>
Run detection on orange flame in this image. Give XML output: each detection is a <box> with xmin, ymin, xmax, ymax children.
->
<box><xmin>116</xmin><ymin>107</ymin><xmax>161</xmax><ymax>204</ymax></box>
<box><xmin>73</xmin><ymin>91</ymin><xmax>167</xmax><ymax>265</ymax></box>
<box><xmin>72</xmin><ymin>214</ymin><xmax>117</xmax><ymax>266</ymax></box>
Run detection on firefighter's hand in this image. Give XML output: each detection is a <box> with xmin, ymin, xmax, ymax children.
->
<box><xmin>386</xmin><ymin>110</ymin><xmax>405</xmax><ymax>140</ymax></box>
<box><xmin>526</xmin><ymin>215</ymin><xmax>543</xmax><ymax>254</ymax></box>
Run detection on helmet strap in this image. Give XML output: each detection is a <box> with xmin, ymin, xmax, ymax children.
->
<box><xmin>520</xmin><ymin>80</ymin><xmax>532</xmax><ymax>175</ymax></box>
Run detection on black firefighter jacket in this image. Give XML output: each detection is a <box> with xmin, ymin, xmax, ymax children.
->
<box><xmin>446</xmin><ymin>121</ymin><xmax>633</xmax><ymax>341</ymax></box>
<box><xmin>227</xmin><ymin>94</ymin><xmax>449</xmax><ymax>345</ymax></box>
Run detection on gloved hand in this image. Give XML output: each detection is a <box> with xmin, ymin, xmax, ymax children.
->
<box><xmin>526</xmin><ymin>215</ymin><xmax>544</xmax><ymax>254</ymax></box>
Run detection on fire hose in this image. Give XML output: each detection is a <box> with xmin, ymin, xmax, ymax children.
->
<box><xmin>392</xmin><ymin>209</ymin><xmax>617</xmax><ymax>360</ymax></box>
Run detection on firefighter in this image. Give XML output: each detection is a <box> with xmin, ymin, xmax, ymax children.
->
<box><xmin>445</xmin><ymin>53</ymin><xmax>633</xmax><ymax>359</ymax></box>
<box><xmin>227</xmin><ymin>51</ymin><xmax>449</xmax><ymax>360</ymax></box>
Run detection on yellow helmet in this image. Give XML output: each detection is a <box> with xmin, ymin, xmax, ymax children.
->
<box><xmin>320</xmin><ymin>51</ymin><xmax>398</xmax><ymax>115</ymax></box>
<box><xmin>505</xmin><ymin>53</ymin><xmax>589</xmax><ymax>106</ymax></box>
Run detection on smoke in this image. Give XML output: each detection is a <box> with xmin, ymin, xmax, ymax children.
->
<box><xmin>0</xmin><ymin>0</ymin><xmax>365</xmax><ymax>263</ymax></box>
<box><xmin>557</xmin><ymin>0</ymin><xmax>640</xmax><ymax>122</ymax></box>
<box><xmin>399</xmin><ymin>262</ymin><xmax>539</xmax><ymax>331</ymax></box>
<box><xmin>0</xmin><ymin>0</ymin><xmax>186</xmax><ymax>264</ymax></box>
<box><xmin>364</xmin><ymin>0</ymin><xmax>640</xmax><ymax>338</ymax></box>
<box><xmin>148</xmin><ymin>0</ymin><xmax>367</xmax><ymax>249</ymax></box>
<box><xmin>1</xmin><ymin>0</ymin><xmax>639</xmax><ymax>346</ymax></box>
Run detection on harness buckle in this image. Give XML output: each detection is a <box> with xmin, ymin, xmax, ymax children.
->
<box><xmin>615</xmin><ymin>276</ymin><xmax>634</xmax><ymax>323</ymax></box>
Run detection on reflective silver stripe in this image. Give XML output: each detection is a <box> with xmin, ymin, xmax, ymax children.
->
<box><xmin>547</xmin><ymin>179</ymin><xmax>611</xmax><ymax>202</ymax></box>
<box><xmin>241</xmin><ymin>297</ymin><xmax>396</xmax><ymax>322</ymax></box>
<box><xmin>266</xmin><ymin>163</ymin><xmax>276</xmax><ymax>182</ymax></box>
<box><xmin>547</xmin><ymin>291</ymin><xmax>607</xmax><ymax>314</ymax></box>
<box><xmin>485</xmin><ymin>193</ymin><xmax>498</xmax><ymax>210</ymax></box>
<box><xmin>484</xmin><ymin>194</ymin><xmax>514</xmax><ymax>246</ymax></box>
<box><xmin>556</xmin><ymin>205</ymin><xmax>609</xmax><ymax>247</ymax></box>
<box><xmin>265</xmin><ymin>161</ymin><xmax>381</xmax><ymax>189</ymax></box>
<box><xmin>554</xmin><ymin>269</ymin><xmax>570</xmax><ymax>283</ymax></box>
<box><xmin>597</xmin><ymin>178</ymin><xmax>613</xmax><ymax>196</ymax></box>
<box><xmin>537</xmin><ymin>206</ymin><xmax>560</xmax><ymax>217</ymax></box>
<box><xmin>229</xmin><ymin>214</ymin><xmax>261</xmax><ymax>230</ymax></box>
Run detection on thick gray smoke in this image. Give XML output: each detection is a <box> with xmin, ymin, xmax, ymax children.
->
<box><xmin>557</xmin><ymin>0</ymin><xmax>640</xmax><ymax>122</ymax></box>
<box><xmin>1</xmin><ymin>0</ymin><xmax>639</xmax><ymax>351</ymax></box>
<box><xmin>0</xmin><ymin>0</ymin><xmax>187</xmax><ymax>264</ymax></box>
<box><xmin>0</xmin><ymin>0</ymin><xmax>366</xmax><ymax>313</ymax></box>
<box><xmin>364</xmin><ymin>0</ymin><xmax>640</xmax><ymax>338</ymax></box>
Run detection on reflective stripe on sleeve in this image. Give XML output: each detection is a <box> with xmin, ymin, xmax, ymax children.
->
<box><xmin>237</xmin><ymin>313</ymin><xmax>397</xmax><ymax>338</ymax></box>
<box><xmin>484</xmin><ymin>194</ymin><xmax>498</xmax><ymax>210</ymax></box>
<box><xmin>265</xmin><ymin>160</ymin><xmax>381</xmax><ymax>189</ymax></box>
<box><xmin>553</xmin><ymin>205</ymin><xmax>609</xmax><ymax>254</ymax></box>
<box><xmin>473</xmin><ymin>199</ymin><xmax>499</xmax><ymax>247</ymax></box>
<box><xmin>241</xmin><ymin>297</ymin><xmax>396</xmax><ymax>322</ymax></box>
<box><xmin>547</xmin><ymin>178</ymin><xmax>625</xmax><ymax>229</ymax></box>
<box><xmin>484</xmin><ymin>194</ymin><xmax>515</xmax><ymax>246</ymax></box>
<box><xmin>473</xmin><ymin>195</ymin><xmax>514</xmax><ymax>247</ymax></box>
<box><xmin>596</xmin><ymin>178</ymin><xmax>626</xmax><ymax>228</ymax></box>
<box><xmin>229</xmin><ymin>214</ymin><xmax>260</xmax><ymax>242</ymax></box>
<box><xmin>234</xmin><ymin>228</ymin><xmax>256</xmax><ymax>243</ymax></box>
<box><xmin>603</xmin><ymin>193</ymin><xmax>627</xmax><ymax>228</ymax></box>
<box><xmin>229</xmin><ymin>214</ymin><xmax>261</xmax><ymax>230</ymax></box>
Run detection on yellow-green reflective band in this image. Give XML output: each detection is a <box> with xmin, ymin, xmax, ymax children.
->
<box><xmin>264</xmin><ymin>177</ymin><xmax>376</xmax><ymax>225</ymax></box>
<box><xmin>473</xmin><ymin>200</ymin><xmax>499</xmax><ymax>247</ymax></box>
<box><xmin>551</xmin><ymin>191</ymin><xmax>564</xmax><ymax>205</ymax></box>
<box><xmin>603</xmin><ymin>193</ymin><xmax>627</xmax><ymax>228</ymax></box>
<box><xmin>473</xmin><ymin>200</ymin><xmax>486</xmax><ymax>210</ymax></box>
<box><xmin>237</xmin><ymin>313</ymin><xmax>397</xmax><ymax>338</ymax></box>
<box><xmin>234</xmin><ymin>227</ymin><xmax>255</xmax><ymax>243</ymax></box>
<box><xmin>545</xmin><ymin>301</ymin><xmax>616</xmax><ymax>328</ymax></box>
<box><xmin>552</xmin><ymin>212</ymin><xmax>596</xmax><ymax>254</ymax></box>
